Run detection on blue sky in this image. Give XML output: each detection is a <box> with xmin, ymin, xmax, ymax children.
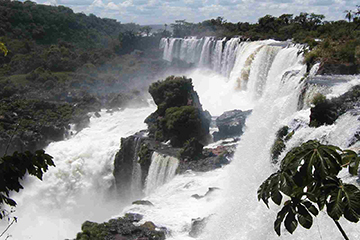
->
<box><xmin>29</xmin><ymin>0</ymin><xmax>359</xmax><ymax>25</ymax></box>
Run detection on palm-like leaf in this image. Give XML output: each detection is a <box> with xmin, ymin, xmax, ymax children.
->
<box><xmin>258</xmin><ymin>140</ymin><xmax>360</xmax><ymax>237</ymax></box>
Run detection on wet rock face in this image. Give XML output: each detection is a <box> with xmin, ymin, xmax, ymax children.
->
<box><xmin>113</xmin><ymin>134</ymin><xmax>143</xmax><ymax>197</ymax></box>
<box><xmin>75</xmin><ymin>218</ymin><xmax>166</xmax><ymax>240</ymax></box>
<box><xmin>317</xmin><ymin>62</ymin><xmax>359</xmax><ymax>75</ymax></box>
<box><xmin>213</xmin><ymin>109</ymin><xmax>252</xmax><ymax>142</ymax></box>
<box><xmin>310</xmin><ymin>85</ymin><xmax>360</xmax><ymax>127</ymax></box>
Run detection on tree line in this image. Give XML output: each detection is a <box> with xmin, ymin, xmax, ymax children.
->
<box><xmin>170</xmin><ymin>7</ymin><xmax>360</xmax><ymax>73</ymax></box>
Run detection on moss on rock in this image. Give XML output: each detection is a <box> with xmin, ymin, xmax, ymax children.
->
<box><xmin>145</xmin><ymin>76</ymin><xmax>210</xmax><ymax>148</ymax></box>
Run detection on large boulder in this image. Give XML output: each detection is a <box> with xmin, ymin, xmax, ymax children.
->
<box><xmin>177</xmin><ymin>144</ymin><xmax>235</xmax><ymax>173</ymax></box>
<box><xmin>113</xmin><ymin>132</ymin><xmax>181</xmax><ymax>198</ymax></box>
<box><xmin>310</xmin><ymin>85</ymin><xmax>360</xmax><ymax>127</ymax></box>
<box><xmin>145</xmin><ymin>76</ymin><xmax>211</xmax><ymax>147</ymax></box>
<box><xmin>75</xmin><ymin>217</ymin><xmax>166</xmax><ymax>240</ymax></box>
<box><xmin>213</xmin><ymin>109</ymin><xmax>252</xmax><ymax>141</ymax></box>
<box><xmin>113</xmin><ymin>133</ymin><xmax>145</xmax><ymax>199</ymax></box>
<box><xmin>317</xmin><ymin>61</ymin><xmax>359</xmax><ymax>75</ymax></box>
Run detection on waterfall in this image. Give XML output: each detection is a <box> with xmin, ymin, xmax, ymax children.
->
<box><xmin>130</xmin><ymin>139</ymin><xmax>143</xmax><ymax>198</ymax></box>
<box><xmin>5</xmin><ymin>105</ymin><xmax>156</xmax><ymax>240</ymax></box>
<box><xmin>144</xmin><ymin>152</ymin><xmax>179</xmax><ymax>195</ymax></box>
<box><xmin>4</xmin><ymin>37</ymin><xmax>359</xmax><ymax>240</ymax></box>
<box><xmin>157</xmin><ymin>37</ymin><xmax>360</xmax><ymax>239</ymax></box>
<box><xmin>200</xmin><ymin>78</ymin><xmax>360</xmax><ymax>240</ymax></box>
<box><xmin>113</xmin><ymin>135</ymin><xmax>144</xmax><ymax>200</ymax></box>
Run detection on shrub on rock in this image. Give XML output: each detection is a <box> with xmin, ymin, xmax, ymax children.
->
<box><xmin>179</xmin><ymin>137</ymin><xmax>204</xmax><ymax>161</ymax></box>
<box><xmin>145</xmin><ymin>76</ymin><xmax>210</xmax><ymax>147</ymax></box>
<box><xmin>148</xmin><ymin>75</ymin><xmax>194</xmax><ymax>115</ymax></box>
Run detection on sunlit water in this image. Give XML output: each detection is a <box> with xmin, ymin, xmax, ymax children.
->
<box><xmin>4</xmin><ymin>105</ymin><xmax>156</xmax><ymax>240</ymax></box>
<box><xmin>2</xmin><ymin>38</ymin><xmax>360</xmax><ymax>240</ymax></box>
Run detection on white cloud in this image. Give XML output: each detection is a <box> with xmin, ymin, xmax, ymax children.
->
<box><xmin>20</xmin><ymin>0</ymin><xmax>359</xmax><ymax>24</ymax></box>
<box><xmin>92</xmin><ymin>0</ymin><xmax>104</xmax><ymax>7</ymax></box>
<box><xmin>106</xmin><ymin>2</ymin><xmax>119</xmax><ymax>10</ymax></box>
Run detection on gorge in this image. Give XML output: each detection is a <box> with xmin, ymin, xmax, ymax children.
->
<box><xmin>3</xmin><ymin>37</ymin><xmax>360</xmax><ymax>240</ymax></box>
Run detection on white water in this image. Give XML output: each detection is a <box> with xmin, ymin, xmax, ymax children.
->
<box><xmin>144</xmin><ymin>152</ymin><xmax>179</xmax><ymax>196</ymax></box>
<box><xmin>2</xmin><ymin>37</ymin><xmax>360</xmax><ymax>240</ymax></box>
<box><xmin>4</xmin><ymin>105</ymin><xmax>156</xmax><ymax>240</ymax></box>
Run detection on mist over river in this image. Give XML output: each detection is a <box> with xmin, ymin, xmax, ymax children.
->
<box><xmin>4</xmin><ymin>37</ymin><xmax>360</xmax><ymax>240</ymax></box>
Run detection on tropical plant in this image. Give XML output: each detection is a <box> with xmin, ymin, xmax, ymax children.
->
<box><xmin>0</xmin><ymin>150</ymin><xmax>55</xmax><ymax>220</ymax></box>
<box><xmin>258</xmin><ymin>140</ymin><xmax>360</xmax><ymax>239</ymax></box>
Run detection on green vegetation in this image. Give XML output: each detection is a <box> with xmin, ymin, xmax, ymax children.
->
<box><xmin>169</xmin><ymin>6</ymin><xmax>360</xmax><ymax>73</ymax></box>
<box><xmin>138</xmin><ymin>143</ymin><xmax>153</xmax><ymax>166</ymax></box>
<box><xmin>270</xmin><ymin>126</ymin><xmax>294</xmax><ymax>163</ymax></box>
<box><xmin>146</xmin><ymin>76</ymin><xmax>210</xmax><ymax>147</ymax></box>
<box><xmin>0</xmin><ymin>1</ymin><xmax>168</xmax><ymax>155</ymax></box>
<box><xmin>0</xmin><ymin>0</ymin><xmax>166</xmax><ymax>101</ymax></box>
<box><xmin>0</xmin><ymin>150</ymin><xmax>54</xmax><ymax>219</ymax></box>
<box><xmin>178</xmin><ymin>137</ymin><xmax>204</xmax><ymax>161</ymax></box>
<box><xmin>258</xmin><ymin>140</ymin><xmax>360</xmax><ymax>239</ymax></box>
<box><xmin>76</xmin><ymin>218</ymin><xmax>165</xmax><ymax>240</ymax></box>
<box><xmin>164</xmin><ymin>106</ymin><xmax>204</xmax><ymax>146</ymax></box>
<box><xmin>148</xmin><ymin>75</ymin><xmax>194</xmax><ymax>115</ymax></box>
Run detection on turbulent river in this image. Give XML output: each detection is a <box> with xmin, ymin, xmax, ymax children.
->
<box><xmin>4</xmin><ymin>37</ymin><xmax>360</xmax><ymax>239</ymax></box>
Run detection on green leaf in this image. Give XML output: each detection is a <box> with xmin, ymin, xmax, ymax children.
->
<box><xmin>284</xmin><ymin>206</ymin><xmax>298</xmax><ymax>234</ymax></box>
<box><xmin>341</xmin><ymin>150</ymin><xmax>360</xmax><ymax>175</ymax></box>
<box><xmin>257</xmin><ymin>177</ymin><xmax>271</xmax><ymax>208</ymax></box>
<box><xmin>270</xmin><ymin>174</ymin><xmax>282</xmax><ymax>205</ymax></box>
<box><xmin>325</xmin><ymin>181</ymin><xmax>344</xmax><ymax>220</ymax></box>
<box><xmin>258</xmin><ymin>172</ymin><xmax>281</xmax><ymax>207</ymax></box>
<box><xmin>297</xmin><ymin>203</ymin><xmax>313</xmax><ymax>229</ymax></box>
<box><xmin>303</xmin><ymin>200</ymin><xmax>319</xmax><ymax>216</ymax></box>
<box><xmin>274</xmin><ymin>202</ymin><xmax>290</xmax><ymax>236</ymax></box>
<box><xmin>342</xmin><ymin>184</ymin><xmax>360</xmax><ymax>223</ymax></box>
<box><xmin>271</xmin><ymin>189</ymin><xmax>282</xmax><ymax>205</ymax></box>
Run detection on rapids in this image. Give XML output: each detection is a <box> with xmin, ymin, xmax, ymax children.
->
<box><xmin>4</xmin><ymin>105</ymin><xmax>155</xmax><ymax>239</ymax></box>
<box><xmin>2</xmin><ymin>37</ymin><xmax>360</xmax><ymax>240</ymax></box>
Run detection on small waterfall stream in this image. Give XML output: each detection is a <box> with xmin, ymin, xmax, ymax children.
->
<box><xmin>144</xmin><ymin>152</ymin><xmax>180</xmax><ymax>195</ymax></box>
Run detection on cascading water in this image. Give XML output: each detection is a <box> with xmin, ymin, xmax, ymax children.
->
<box><xmin>4</xmin><ymin>105</ymin><xmax>156</xmax><ymax>240</ymax></box>
<box><xmin>147</xmin><ymin>37</ymin><xmax>359</xmax><ymax>240</ymax></box>
<box><xmin>128</xmin><ymin>137</ymin><xmax>144</xmax><ymax>199</ymax></box>
<box><xmin>144</xmin><ymin>152</ymin><xmax>179</xmax><ymax>195</ymax></box>
<box><xmin>3</xmin><ymin>37</ymin><xmax>359</xmax><ymax>240</ymax></box>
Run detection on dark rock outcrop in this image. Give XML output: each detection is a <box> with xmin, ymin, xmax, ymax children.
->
<box><xmin>189</xmin><ymin>217</ymin><xmax>210</xmax><ymax>238</ymax></box>
<box><xmin>124</xmin><ymin>213</ymin><xmax>143</xmax><ymax>223</ymax></box>
<box><xmin>317</xmin><ymin>62</ymin><xmax>359</xmax><ymax>75</ymax></box>
<box><xmin>310</xmin><ymin>85</ymin><xmax>360</xmax><ymax>127</ymax></box>
<box><xmin>113</xmin><ymin>131</ymin><xmax>233</xmax><ymax>197</ymax></box>
<box><xmin>213</xmin><ymin>109</ymin><xmax>252</xmax><ymax>142</ymax></box>
<box><xmin>145</xmin><ymin>76</ymin><xmax>211</xmax><ymax>147</ymax></box>
<box><xmin>113</xmin><ymin>133</ymin><xmax>144</xmax><ymax>197</ymax></box>
<box><xmin>178</xmin><ymin>137</ymin><xmax>204</xmax><ymax>161</ymax></box>
<box><xmin>191</xmin><ymin>187</ymin><xmax>220</xmax><ymax>199</ymax></box>
<box><xmin>113</xmin><ymin>131</ymin><xmax>181</xmax><ymax>197</ymax></box>
<box><xmin>177</xmin><ymin>144</ymin><xmax>235</xmax><ymax>173</ymax></box>
<box><xmin>75</xmin><ymin>217</ymin><xmax>165</xmax><ymax>240</ymax></box>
